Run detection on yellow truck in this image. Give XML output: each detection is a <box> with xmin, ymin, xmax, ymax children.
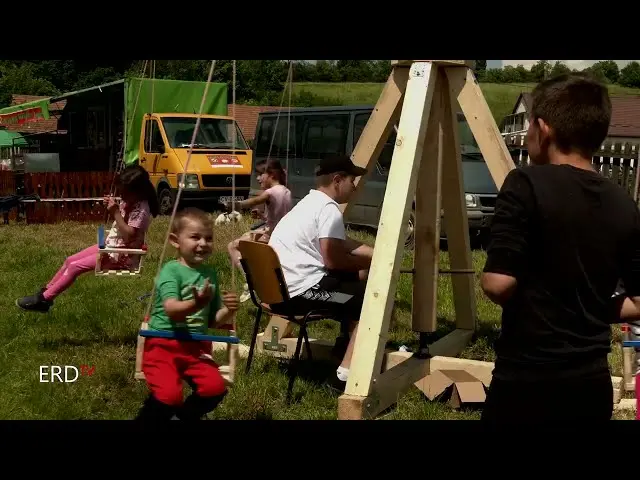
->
<box><xmin>124</xmin><ymin>79</ymin><xmax>253</xmax><ymax>214</ymax></box>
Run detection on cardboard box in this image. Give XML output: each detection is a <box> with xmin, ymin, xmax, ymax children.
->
<box><xmin>422</xmin><ymin>369</ymin><xmax>487</xmax><ymax>408</ymax></box>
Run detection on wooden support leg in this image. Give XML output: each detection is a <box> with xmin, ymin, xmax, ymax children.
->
<box><xmin>338</xmin><ymin>61</ymin><xmax>438</xmax><ymax>420</ymax></box>
<box><xmin>341</xmin><ymin>66</ymin><xmax>410</xmax><ymax>217</ymax></box>
<box><xmin>446</xmin><ymin>68</ymin><xmax>516</xmax><ymax>190</ymax></box>
<box><xmin>440</xmin><ymin>68</ymin><xmax>477</xmax><ymax>332</ymax></box>
<box><xmin>412</xmin><ymin>68</ymin><xmax>445</xmax><ymax>334</ymax></box>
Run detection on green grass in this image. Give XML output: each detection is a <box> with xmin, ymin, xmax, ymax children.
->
<box><xmin>292</xmin><ymin>82</ymin><xmax>640</xmax><ymax>125</ymax></box>
<box><xmin>0</xmin><ymin>215</ymin><xmax>634</xmax><ymax>419</ymax></box>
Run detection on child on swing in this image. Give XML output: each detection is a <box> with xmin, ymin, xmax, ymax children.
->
<box><xmin>225</xmin><ymin>159</ymin><xmax>291</xmax><ymax>301</ymax></box>
<box><xmin>16</xmin><ymin>165</ymin><xmax>159</xmax><ymax>313</ymax></box>
<box><xmin>136</xmin><ymin>207</ymin><xmax>239</xmax><ymax>421</ymax></box>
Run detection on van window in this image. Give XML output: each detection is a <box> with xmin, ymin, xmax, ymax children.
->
<box><xmin>302</xmin><ymin>114</ymin><xmax>349</xmax><ymax>159</ymax></box>
<box><xmin>353</xmin><ymin>113</ymin><xmax>396</xmax><ymax>177</ymax></box>
<box><xmin>144</xmin><ymin>119</ymin><xmax>164</xmax><ymax>153</ymax></box>
<box><xmin>255</xmin><ymin>115</ymin><xmax>297</xmax><ymax>158</ymax></box>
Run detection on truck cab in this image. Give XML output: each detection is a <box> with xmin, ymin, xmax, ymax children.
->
<box><xmin>139</xmin><ymin>113</ymin><xmax>252</xmax><ymax>214</ymax></box>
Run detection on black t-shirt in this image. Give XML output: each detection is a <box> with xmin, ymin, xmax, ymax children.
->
<box><xmin>483</xmin><ymin>164</ymin><xmax>640</xmax><ymax>381</ymax></box>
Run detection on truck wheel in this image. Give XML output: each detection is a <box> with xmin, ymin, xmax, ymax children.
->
<box><xmin>404</xmin><ymin>209</ymin><xmax>415</xmax><ymax>250</ymax></box>
<box><xmin>158</xmin><ymin>187</ymin><xmax>175</xmax><ymax>216</ymax></box>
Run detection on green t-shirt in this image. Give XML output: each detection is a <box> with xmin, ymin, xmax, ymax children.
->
<box><xmin>148</xmin><ymin>260</ymin><xmax>222</xmax><ymax>334</ymax></box>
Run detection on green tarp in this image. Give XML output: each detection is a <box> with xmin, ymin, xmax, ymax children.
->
<box><xmin>124</xmin><ymin>78</ymin><xmax>228</xmax><ymax>166</ymax></box>
<box><xmin>0</xmin><ymin>129</ymin><xmax>28</xmax><ymax>147</ymax></box>
<box><xmin>0</xmin><ymin>98</ymin><xmax>51</xmax><ymax>127</ymax></box>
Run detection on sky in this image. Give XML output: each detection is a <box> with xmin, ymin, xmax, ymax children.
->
<box><xmin>488</xmin><ymin>60</ymin><xmax>639</xmax><ymax>70</ymax></box>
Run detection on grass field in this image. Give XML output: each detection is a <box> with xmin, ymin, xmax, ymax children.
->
<box><xmin>292</xmin><ymin>82</ymin><xmax>640</xmax><ymax>125</ymax></box>
<box><xmin>0</xmin><ymin>215</ymin><xmax>635</xmax><ymax>420</ymax></box>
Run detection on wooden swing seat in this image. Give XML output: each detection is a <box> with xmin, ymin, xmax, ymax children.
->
<box><xmin>134</xmin><ymin>322</ymin><xmax>240</xmax><ymax>387</ymax></box>
<box><xmin>95</xmin><ymin>225</ymin><xmax>148</xmax><ymax>276</ymax></box>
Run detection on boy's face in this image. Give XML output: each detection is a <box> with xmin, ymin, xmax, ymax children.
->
<box><xmin>170</xmin><ymin>217</ymin><xmax>213</xmax><ymax>266</ymax></box>
<box><xmin>526</xmin><ymin>116</ymin><xmax>552</xmax><ymax>165</ymax></box>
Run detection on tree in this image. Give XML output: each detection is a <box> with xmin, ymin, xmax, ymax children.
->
<box><xmin>530</xmin><ymin>60</ymin><xmax>551</xmax><ymax>82</ymax></box>
<box><xmin>550</xmin><ymin>61</ymin><xmax>571</xmax><ymax>79</ymax></box>
<box><xmin>593</xmin><ymin>60</ymin><xmax>619</xmax><ymax>83</ymax></box>
<box><xmin>0</xmin><ymin>62</ymin><xmax>59</xmax><ymax>108</ymax></box>
<box><xmin>619</xmin><ymin>61</ymin><xmax>640</xmax><ymax>88</ymax></box>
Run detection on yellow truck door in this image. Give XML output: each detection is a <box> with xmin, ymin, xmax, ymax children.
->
<box><xmin>140</xmin><ymin>116</ymin><xmax>170</xmax><ymax>186</ymax></box>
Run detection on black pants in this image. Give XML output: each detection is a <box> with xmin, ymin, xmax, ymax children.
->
<box><xmin>481</xmin><ymin>373</ymin><xmax>613</xmax><ymax>423</ymax></box>
<box><xmin>272</xmin><ymin>270</ymin><xmax>366</xmax><ymax>325</ymax></box>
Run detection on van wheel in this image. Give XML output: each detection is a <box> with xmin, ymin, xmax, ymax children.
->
<box><xmin>404</xmin><ymin>209</ymin><xmax>415</xmax><ymax>250</ymax></box>
<box><xmin>158</xmin><ymin>187</ymin><xmax>175</xmax><ymax>216</ymax></box>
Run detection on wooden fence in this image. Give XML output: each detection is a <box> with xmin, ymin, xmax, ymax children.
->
<box><xmin>1</xmin><ymin>171</ymin><xmax>116</xmax><ymax>224</ymax></box>
<box><xmin>504</xmin><ymin>134</ymin><xmax>640</xmax><ymax>201</ymax></box>
<box><xmin>0</xmin><ymin>170</ymin><xmax>17</xmax><ymax>223</ymax></box>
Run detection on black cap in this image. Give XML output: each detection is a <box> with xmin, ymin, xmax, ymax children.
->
<box><xmin>315</xmin><ymin>155</ymin><xmax>368</xmax><ymax>177</ymax></box>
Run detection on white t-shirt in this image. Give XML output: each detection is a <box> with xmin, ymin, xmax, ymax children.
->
<box><xmin>268</xmin><ymin>189</ymin><xmax>345</xmax><ymax>297</ymax></box>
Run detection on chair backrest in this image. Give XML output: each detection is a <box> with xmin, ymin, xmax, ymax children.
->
<box><xmin>237</xmin><ymin>240</ymin><xmax>288</xmax><ymax>305</ymax></box>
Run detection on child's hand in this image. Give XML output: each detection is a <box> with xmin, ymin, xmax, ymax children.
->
<box><xmin>104</xmin><ymin>195</ymin><xmax>118</xmax><ymax>214</ymax></box>
<box><xmin>192</xmin><ymin>279</ymin><xmax>213</xmax><ymax>309</ymax></box>
<box><xmin>222</xmin><ymin>291</ymin><xmax>239</xmax><ymax>311</ymax></box>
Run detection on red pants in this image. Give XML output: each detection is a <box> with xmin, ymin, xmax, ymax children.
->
<box><xmin>142</xmin><ymin>337</ymin><xmax>227</xmax><ymax>407</ymax></box>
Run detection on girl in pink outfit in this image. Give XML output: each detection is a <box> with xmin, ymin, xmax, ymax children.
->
<box><xmin>16</xmin><ymin>165</ymin><xmax>160</xmax><ymax>313</ymax></box>
<box><xmin>226</xmin><ymin>159</ymin><xmax>291</xmax><ymax>300</ymax></box>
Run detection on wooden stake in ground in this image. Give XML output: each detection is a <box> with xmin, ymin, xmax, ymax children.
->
<box><xmin>337</xmin><ymin>60</ymin><xmax>515</xmax><ymax>420</ymax></box>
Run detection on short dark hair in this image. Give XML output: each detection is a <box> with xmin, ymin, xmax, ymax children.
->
<box><xmin>171</xmin><ymin>207</ymin><xmax>212</xmax><ymax>234</ymax></box>
<box><xmin>530</xmin><ymin>74</ymin><xmax>611</xmax><ymax>158</ymax></box>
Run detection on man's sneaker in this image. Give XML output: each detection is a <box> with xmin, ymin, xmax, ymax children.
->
<box><xmin>16</xmin><ymin>292</ymin><xmax>52</xmax><ymax>313</ymax></box>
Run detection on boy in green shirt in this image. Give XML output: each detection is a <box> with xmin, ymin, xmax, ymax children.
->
<box><xmin>136</xmin><ymin>208</ymin><xmax>239</xmax><ymax>421</ymax></box>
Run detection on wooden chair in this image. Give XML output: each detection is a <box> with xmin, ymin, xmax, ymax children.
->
<box><xmin>237</xmin><ymin>240</ymin><xmax>342</xmax><ymax>400</ymax></box>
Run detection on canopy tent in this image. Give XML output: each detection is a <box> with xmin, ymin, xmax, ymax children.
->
<box><xmin>0</xmin><ymin>129</ymin><xmax>28</xmax><ymax>147</ymax></box>
<box><xmin>0</xmin><ymin>98</ymin><xmax>51</xmax><ymax>127</ymax></box>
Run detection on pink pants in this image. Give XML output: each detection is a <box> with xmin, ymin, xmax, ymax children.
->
<box><xmin>43</xmin><ymin>244</ymin><xmax>100</xmax><ymax>301</ymax></box>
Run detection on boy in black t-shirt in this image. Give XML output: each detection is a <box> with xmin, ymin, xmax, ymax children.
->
<box><xmin>480</xmin><ymin>73</ymin><xmax>640</xmax><ymax>423</ymax></box>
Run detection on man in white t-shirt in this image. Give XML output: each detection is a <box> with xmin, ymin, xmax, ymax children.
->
<box><xmin>268</xmin><ymin>155</ymin><xmax>374</xmax><ymax>383</ymax></box>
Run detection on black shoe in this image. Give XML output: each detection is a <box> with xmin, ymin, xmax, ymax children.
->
<box><xmin>16</xmin><ymin>292</ymin><xmax>53</xmax><ymax>313</ymax></box>
<box><xmin>135</xmin><ymin>395</ymin><xmax>178</xmax><ymax>421</ymax></box>
<box><xmin>176</xmin><ymin>391</ymin><xmax>228</xmax><ymax>421</ymax></box>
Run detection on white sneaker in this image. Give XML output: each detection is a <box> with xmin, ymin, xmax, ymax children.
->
<box><xmin>240</xmin><ymin>283</ymin><xmax>251</xmax><ymax>303</ymax></box>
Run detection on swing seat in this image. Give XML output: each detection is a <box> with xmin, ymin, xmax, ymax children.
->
<box><xmin>134</xmin><ymin>321</ymin><xmax>241</xmax><ymax>387</ymax></box>
<box><xmin>95</xmin><ymin>225</ymin><xmax>148</xmax><ymax>276</ymax></box>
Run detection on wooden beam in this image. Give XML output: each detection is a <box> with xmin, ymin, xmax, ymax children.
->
<box><xmin>338</xmin><ymin>62</ymin><xmax>439</xmax><ymax>410</ymax></box>
<box><xmin>341</xmin><ymin>67</ymin><xmax>409</xmax><ymax>217</ymax></box>
<box><xmin>447</xmin><ymin>67</ymin><xmax>515</xmax><ymax>190</ymax></box>
<box><xmin>412</xmin><ymin>68</ymin><xmax>445</xmax><ymax>333</ymax></box>
<box><xmin>392</xmin><ymin>60</ymin><xmax>474</xmax><ymax>68</ymax></box>
<box><xmin>439</xmin><ymin>69</ymin><xmax>476</xmax><ymax>331</ymax></box>
<box><xmin>337</xmin><ymin>329</ymin><xmax>474</xmax><ymax>420</ymax></box>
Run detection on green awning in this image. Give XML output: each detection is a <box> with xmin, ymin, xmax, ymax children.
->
<box><xmin>0</xmin><ymin>98</ymin><xmax>51</xmax><ymax>127</ymax></box>
<box><xmin>0</xmin><ymin>129</ymin><xmax>28</xmax><ymax>147</ymax></box>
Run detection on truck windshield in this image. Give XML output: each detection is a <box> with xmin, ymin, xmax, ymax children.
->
<box><xmin>161</xmin><ymin>117</ymin><xmax>249</xmax><ymax>150</ymax></box>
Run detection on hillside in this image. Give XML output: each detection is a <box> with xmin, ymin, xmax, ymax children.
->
<box><xmin>292</xmin><ymin>82</ymin><xmax>640</xmax><ymax>124</ymax></box>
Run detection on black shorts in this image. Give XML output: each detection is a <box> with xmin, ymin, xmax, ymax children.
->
<box><xmin>271</xmin><ymin>270</ymin><xmax>366</xmax><ymax>324</ymax></box>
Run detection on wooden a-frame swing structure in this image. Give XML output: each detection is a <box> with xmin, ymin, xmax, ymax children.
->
<box><xmin>336</xmin><ymin>60</ymin><xmax>515</xmax><ymax>420</ymax></box>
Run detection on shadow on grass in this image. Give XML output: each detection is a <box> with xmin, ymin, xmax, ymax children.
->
<box><xmin>39</xmin><ymin>334</ymin><xmax>138</xmax><ymax>350</ymax></box>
